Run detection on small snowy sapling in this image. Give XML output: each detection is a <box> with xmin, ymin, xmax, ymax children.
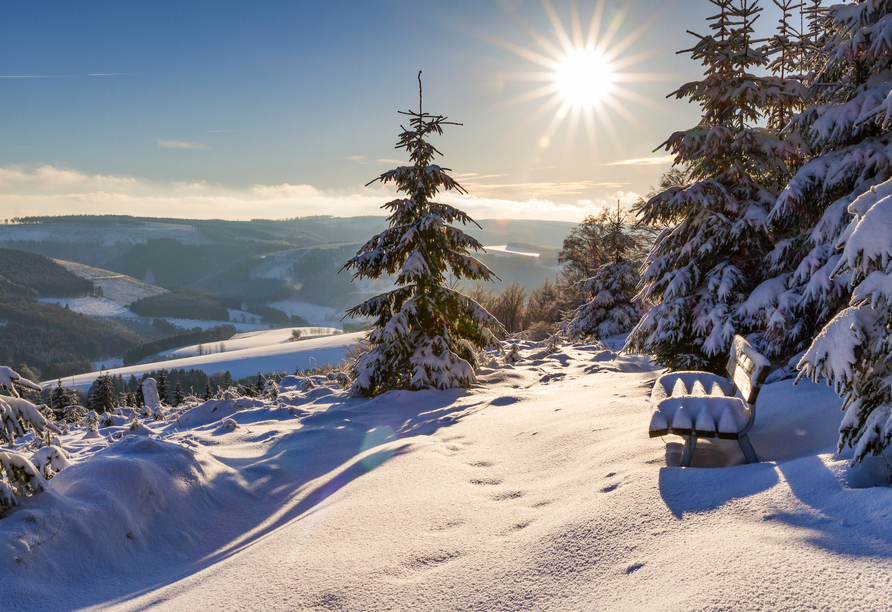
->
<box><xmin>341</xmin><ymin>72</ymin><xmax>503</xmax><ymax>397</ymax></box>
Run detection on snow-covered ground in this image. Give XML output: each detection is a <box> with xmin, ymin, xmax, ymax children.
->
<box><xmin>267</xmin><ymin>299</ymin><xmax>345</xmax><ymax>327</ymax></box>
<box><xmin>158</xmin><ymin>326</ymin><xmax>343</xmax><ymax>358</ymax></box>
<box><xmin>7</xmin><ymin>342</ymin><xmax>892</xmax><ymax>611</ymax></box>
<box><xmin>37</xmin><ymin>297</ymin><xmax>136</xmax><ymax>318</ymax></box>
<box><xmin>47</xmin><ymin>331</ymin><xmax>363</xmax><ymax>389</ymax></box>
<box><xmin>53</xmin><ymin>260</ymin><xmax>169</xmax><ymax>306</ymax></box>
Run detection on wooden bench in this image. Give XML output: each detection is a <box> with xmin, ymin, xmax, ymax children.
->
<box><xmin>648</xmin><ymin>335</ymin><xmax>770</xmax><ymax>467</ymax></box>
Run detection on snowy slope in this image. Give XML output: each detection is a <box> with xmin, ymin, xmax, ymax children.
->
<box><xmin>6</xmin><ymin>342</ymin><xmax>892</xmax><ymax>611</ymax></box>
<box><xmin>51</xmin><ymin>331</ymin><xmax>363</xmax><ymax>389</ymax></box>
<box><xmin>52</xmin><ymin>260</ymin><xmax>169</xmax><ymax>305</ymax></box>
<box><xmin>159</xmin><ymin>326</ymin><xmax>343</xmax><ymax>358</ymax></box>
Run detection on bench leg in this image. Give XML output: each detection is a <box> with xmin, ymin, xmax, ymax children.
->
<box><xmin>680</xmin><ymin>436</ymin><xmax>697</xmax><ymax>467</ymax></box>
<box><xmin>737</xmin><ymin>434</ymin><xmax>759</xmax><ymax>464</ymax></box>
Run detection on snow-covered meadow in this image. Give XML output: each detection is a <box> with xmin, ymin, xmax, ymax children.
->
<box><xmin>53</xmin><ymin>329</ymin><xmax>363</xmax><ymax>391</ymax></box>
<box><xmin>4</xmin><ymin>341</ymin><xmax>892</xmax><ymax>611</ymax></box>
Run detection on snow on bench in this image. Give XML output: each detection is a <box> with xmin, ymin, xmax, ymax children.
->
<box><xmin>649</xmin><ymin>335</ymin><xmax>770</xmax><ymax>467</ymax></box>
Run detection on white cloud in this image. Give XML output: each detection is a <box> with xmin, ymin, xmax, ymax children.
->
<box><xmin>602</xmin><ymin>155</ymin><xmax>674</xmax><ymax>166</ymax></box>
<box><xmin>157</xmin><ymin>140</ymin><xmax>210</xmax><ymax>150</ymax></box>
<box><xmin>0</xmin><ymin>164</ymin><xmax>638</xmax><ymax>222</ymax></box>
<box><xmin>376</xmin><ymin>158</ymin><xmax>406</xmax><ymax>165</ymax></box>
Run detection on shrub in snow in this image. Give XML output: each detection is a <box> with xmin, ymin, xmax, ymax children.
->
<box><xmin>31</xmin><ymin>445</ymin><xmax>70</xmax><ymax>479</ymax></box>
<box><xmin>341</xmin><ymin>73</ymin><xmax>502</xmax><ymax>397</ymax></box>
<box><xmin>626</xmin><ymin>0</ymin><xmax>806</xmax><ymax>372</ymax></box>
<box><xmin>141</xmin><ymin>378</ymin><xmax>165</xmax><ymax>421</ymax></box>
<box><xmin>0</xmin><ymin>451</ymin><xmax>47</xmax><ymax>512</ymax></box>
<box><xmin>798</xmin><ymin>179</ymin><xmax>892</xmax><ymax>463</ymax></box>
<box><xmin>757</xmin><ymin>0</ymin><xmax>892</xmax><ymax>360</ymax></box>
<box><xmin>0</xmin><ymin>394</ymin><xmax>60</xmax><ymax>446</ymax></box>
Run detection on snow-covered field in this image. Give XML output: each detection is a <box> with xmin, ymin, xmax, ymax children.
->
<box><xmin>158</xmin><ymin>326</ymin><xmax>343</xmax><ymax>358</ymax></box>
<box><xmin>7</xmin><ymin>342</ymin><xmax>892</xmax><ymax>611</ymax></box>
<box><xmin>37</xmin><ymin>297</ymin><xmax>136</xmax><ymax>318</ymax></box>
<box><xmin>267</xmin><ymin>299</ymin><xmax>345</xmax><ymax>327</ymax></box>
<box><xmin>50</xmin><ymin>331</ymin><xmax>363</xmax><ymax>390</ymax></box>
<box><xmin>53</xmin><ymin>260</ymin><xmax>169</xmax><ymax>306</ymax></box>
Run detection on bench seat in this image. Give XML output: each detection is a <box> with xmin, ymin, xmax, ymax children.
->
<box><xmin>650</xmin><ymin>372</ymin><xmax>735</xmax><ymax>403</ymax></box>
<box><xmin>649</xmin><ymin>396</ymin><xmax>751</xmax><ymax>440</ymax></box>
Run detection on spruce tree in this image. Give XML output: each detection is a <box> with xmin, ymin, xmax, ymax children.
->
<box><xmin>157</xmin><ymin>370</ymin><xmax>169</xmax><ymax>404</ymax></box>
<box><xmin>341</xmin><ymin>72</ymin><xmax>502</xmax><ymax>397</ymax></box>
<box><xmin>794</xmin><ymin>0</ymin><xmax>892</xmax><ymax>463</ymax></box>
<box><xmin>626</xmin><ymin>0</ymin><xmax>805</xmax><ymax>372</ymax></box>
<box><xmin>91</xmin><ymin>373</ymin><xmax>118</xmax><ymax>414</ymax></box>
<box><xmin>567</xmin><ymin>204</ymin><xmax>650</xmax><ymax>339</ymax></box>
<box><xmin>173</xmin><ymin>382</ymin><xmax>185</xmax><ymax>407</ymax></box>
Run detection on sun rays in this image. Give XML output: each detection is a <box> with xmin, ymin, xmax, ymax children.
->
<box><xmin>481</xmin><ymin>0</ymin><xmax>667</xmax><ymax>160</ymax></box>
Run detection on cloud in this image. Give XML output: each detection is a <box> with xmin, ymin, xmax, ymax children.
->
<box><xmin>345</xmin><ymin>155</ymin><xmax>366</xmax><ymax>162</ymax></box>
<box><xmin>376</xmin><ymin>158</ymin><xmax>405</xmax><ymax>165</ymax></box>
<box><xmin>602</xmin><ymin>155</ymin><xmax>674</xmax><ymax>166</ymax></box>
<box><xmin>460</xmin><ymin>179</ymin><xmax>627</xmax><ymax>197</ymax></box>
<box><xmin>0</xmin><ymin>164</ymin><xmax>640</xmax><ymax>223</ymax></box>
<box><xmin>156</xmin><ymin>140</ymin><xmax>210</xmax><ymax>150</ymax></box>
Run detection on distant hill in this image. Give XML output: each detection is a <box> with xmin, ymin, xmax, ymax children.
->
<box><xmin>0</xmin><ymin>248</ymin><xmax>95</xmax><ymax>299</ymax></box>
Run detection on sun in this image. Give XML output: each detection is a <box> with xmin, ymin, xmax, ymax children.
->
<box><xmin>555</xmin><ymin>49</ymin><xmax>615</xmax><ymax>107</ymax></box>
<box><xmin>478</xmin><ymin>0</ymin><xmax>666</xmax><ymax>158</ymax></box>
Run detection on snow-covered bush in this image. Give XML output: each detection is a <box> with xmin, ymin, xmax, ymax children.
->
<box><xmin>31</xmin><ymin>445</ymin><xmax>70</xmax><ymax>479</ymax></box>
<box><xmin>0</xmin><ymin>365</ymin><xmax>41</xmax><ymax>399</ymax></box>
<box><xmin>626</xmin><ymin>0</ymin><xmax>806</xmax><ymax>372</ymax></box>
<box><xmin>0</xmin><ymin>394</ymin><xmax>59</xmax><ymax>446</ymax></box>
<box><xmin>0</xmin><ymin>451</ymin><xmax>47</xmax><ymax>512</ymax></box>
<box><xmin>341</xmin><ymin>73</ymin><xmax>502</xmax><ymax>397</ymax></box>
<box><xmin>141</xmin><ymin>378</ymin><xmax>166</xmax><ymax>421</ymax></box>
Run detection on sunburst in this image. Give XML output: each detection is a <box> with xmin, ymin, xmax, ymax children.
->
<box><xmin>480</xmin><ymin>0</ymin><xmax>668</xmax><ymax>159</ymax></box>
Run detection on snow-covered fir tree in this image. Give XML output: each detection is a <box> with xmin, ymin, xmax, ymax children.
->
<box><xmin>89</xmin><ymin>373</ymin><xmax>118</xmax><ymax>414</ymax></box>
<box><xmin>341</xmin><ymin>72</ymin><xmax>502</xmax><ymax>397</ymax></box>
<box><xmin>751</xmin><ymin>0</ymin><xmax>892</xmax><ymax>363</ymax></box>
<box><xmin>795</xmin><ymin>0</ymin><xmax>892</xmax><ymax>463</ymax></box>
<box><xmin>626</xmin><ymin>0</ymin><xmax>806</xmax><ymax>372</ymax></box>
<box><xmin>566</xmin><ymin>204</ymin><xmax>650</xmax><ymax>339</ymax></box>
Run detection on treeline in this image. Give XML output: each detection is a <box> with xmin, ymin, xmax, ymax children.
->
<box><xmin>129</xmin><ymin>287</ymin><xmax>239</xmax><ymax>320</ymax></box>
<box><xmin>122</xmin><ymin>324</ymin><xmax>237</xmax><ymax>366</ymax></box>
<box><xmin>13</xmin><ymin>215</ymin><xmax>145</xmax><ymax>227</ymax></box>
<box><xmin>0</xmin><ymin>248</ymin><xmax>94</xmax><ymax>298</ymax></box>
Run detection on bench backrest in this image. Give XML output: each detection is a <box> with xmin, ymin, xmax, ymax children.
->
<box><xmin>725</xmin><ymin>335</ymin><xmax>770</xmax><ymax>405</ymax></box>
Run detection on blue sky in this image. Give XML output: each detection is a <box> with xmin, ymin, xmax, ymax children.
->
<box><xmin>0</xmin><ymin>0</ymin><xmax>774</xmax><ymax>221</ymax></box>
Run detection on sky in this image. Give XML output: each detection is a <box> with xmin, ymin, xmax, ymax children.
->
<box><xmin>0</xmin><ymin>0</ymin><xmax>788</xmax><ymax>222</ymax></box>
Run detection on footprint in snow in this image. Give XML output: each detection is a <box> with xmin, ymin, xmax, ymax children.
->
<box><xmin>492</xmin><ymin>490</ymin><xmax>524</xmax><ymax>501</ymax></box>
<box><xmin>470</xmin><ymin>478</ymin><xmax>503</xmax><ymax>485</ymax></box>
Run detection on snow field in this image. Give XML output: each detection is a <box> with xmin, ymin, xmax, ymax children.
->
<box><xmin>5</xmin><ymin>343</ymin><xmax>892</xmax><ymax>611</ymax></box>
<box><xmin>52</xmin><ymin>331</ymin><xmax>365</xmax><ymax>390</ymax></box>
<box><xmin>158</xmin><ymin>326</ymin><xmax>343</xmax><ymax>358</ymax></box>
